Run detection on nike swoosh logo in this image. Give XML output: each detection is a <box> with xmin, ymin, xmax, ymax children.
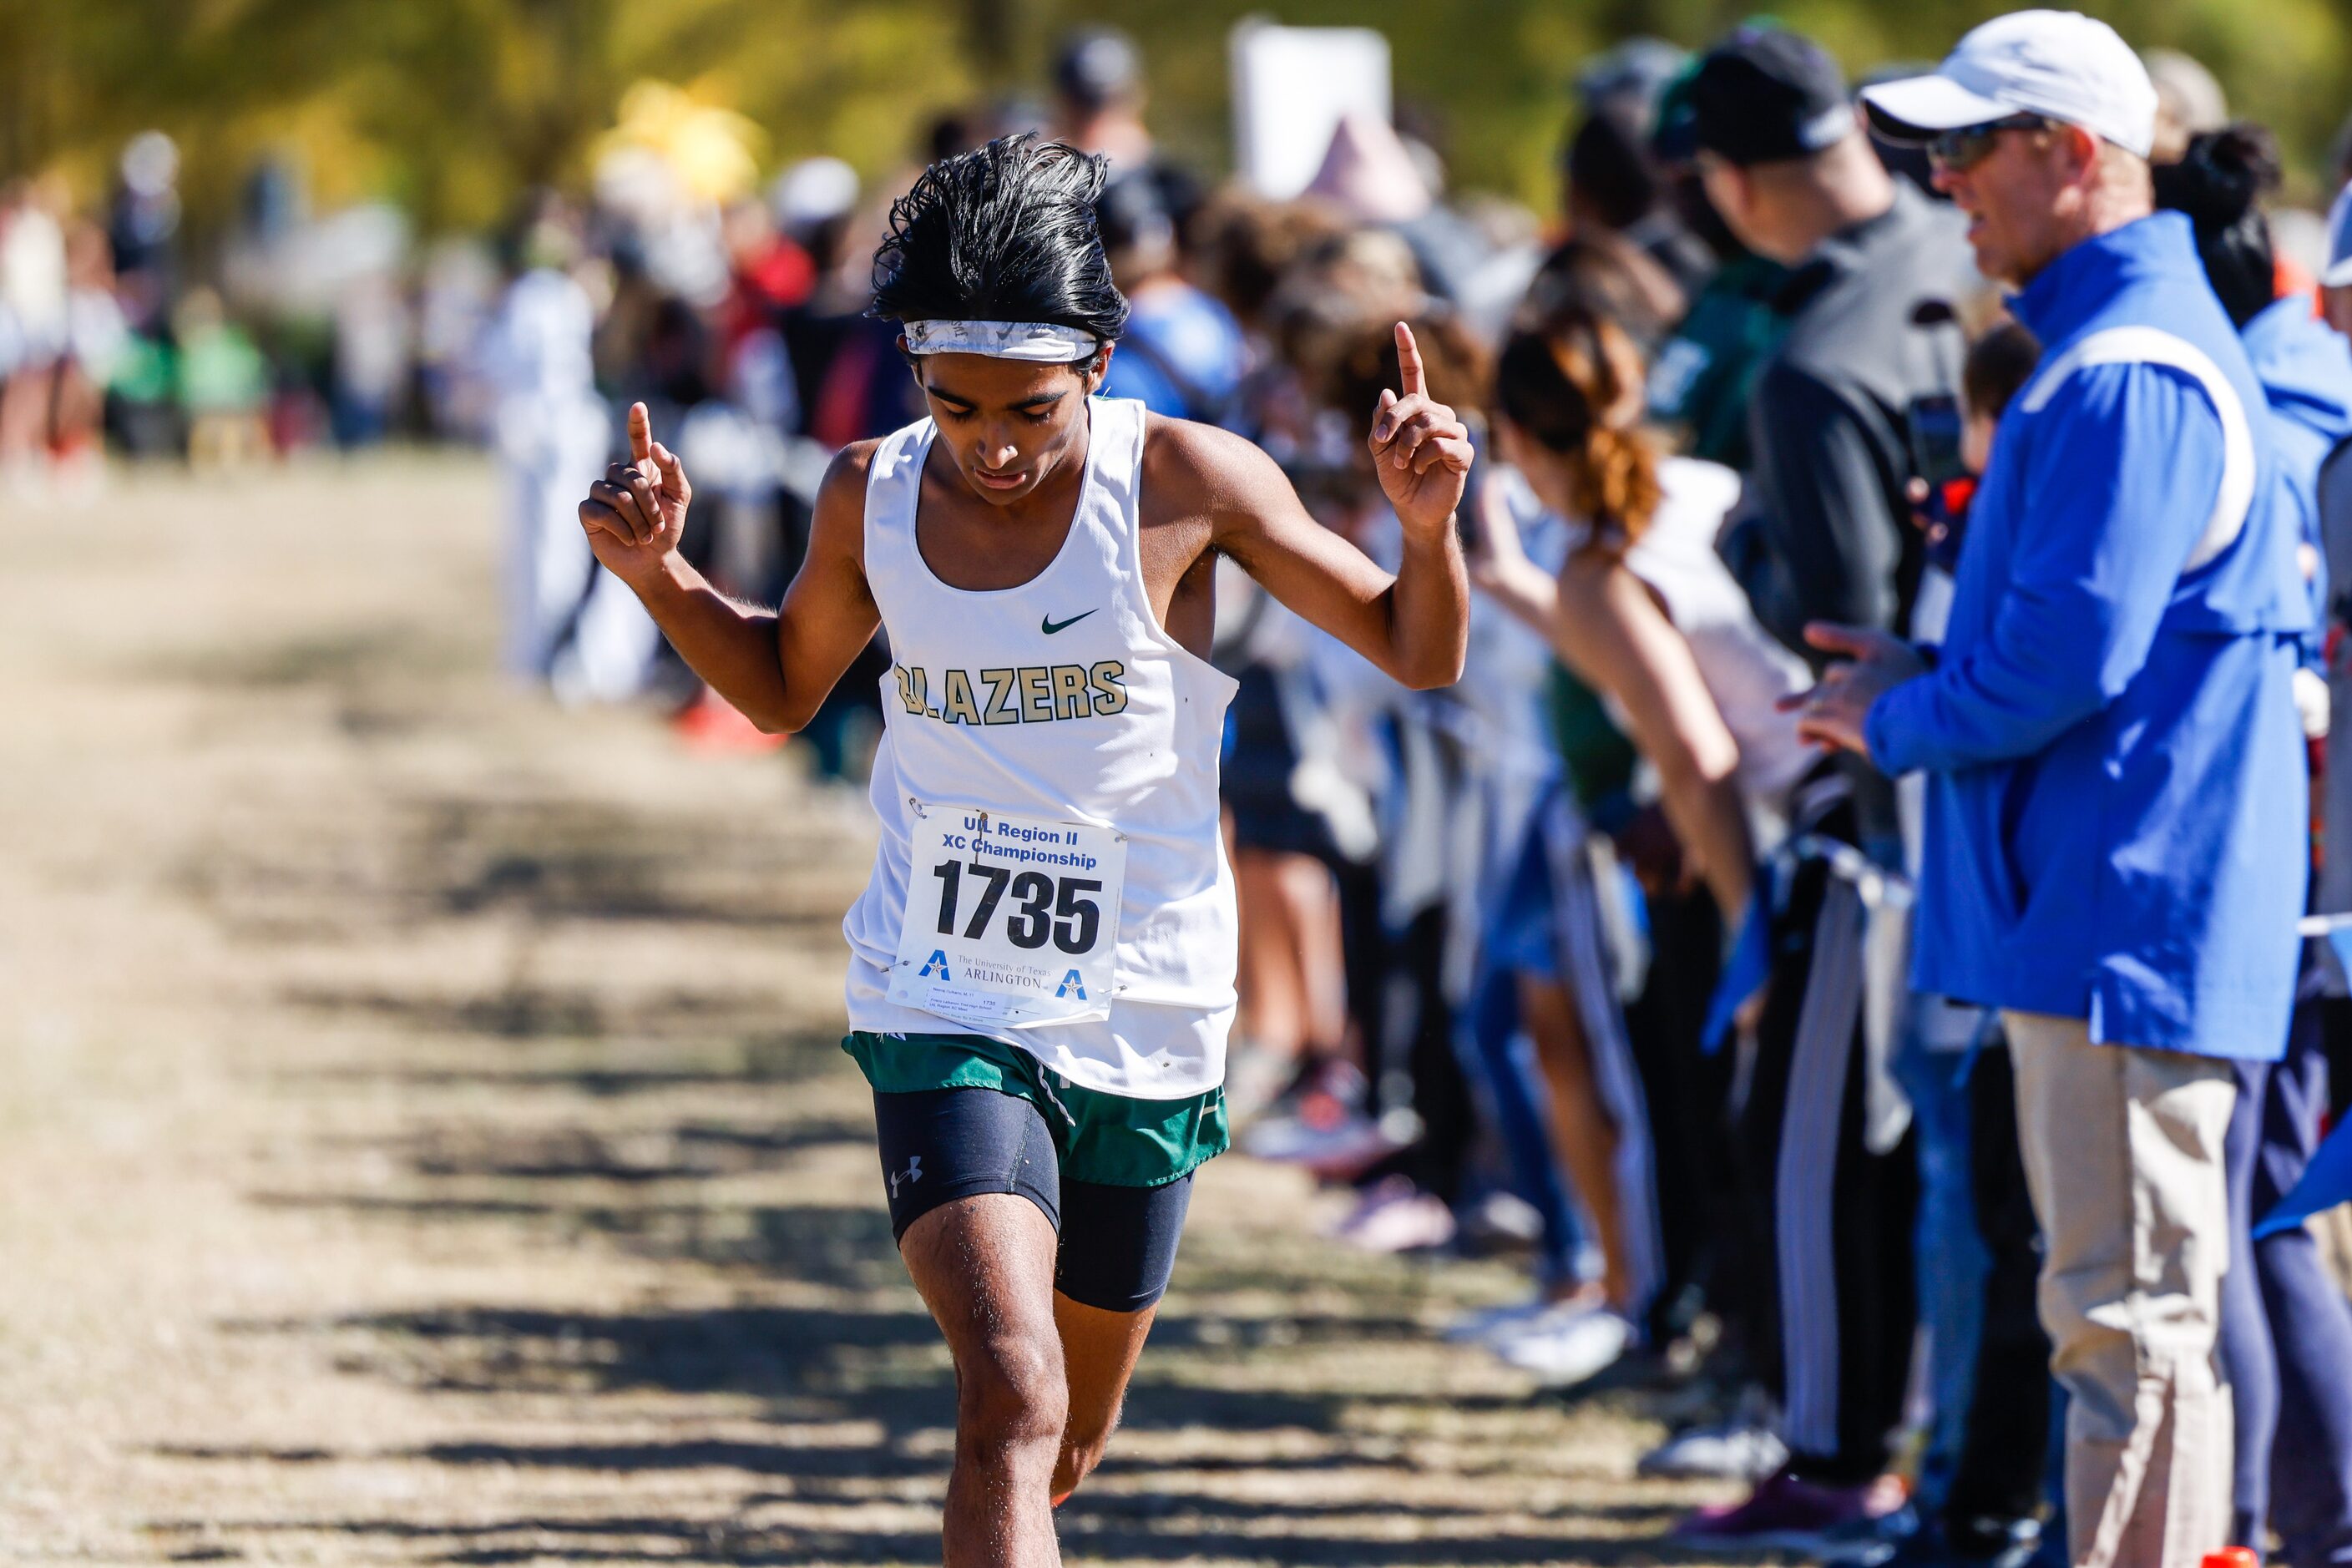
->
<box><xmin>1040</xmin><ymin>609</ymin><xmax>1097</xmax><ymax>635</ymax></box>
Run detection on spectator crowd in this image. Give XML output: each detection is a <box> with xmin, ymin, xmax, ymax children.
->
<box><xmin>22</xmin><ymin>12</ymin><xmax>2352</xmax><ymax>1565</ymax></box>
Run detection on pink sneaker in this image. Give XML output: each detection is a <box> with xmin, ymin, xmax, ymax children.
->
<box><xmin>1673</xmin><ymin>1467</ymin><xmax>1902</xmax><ymax>1554</ymax></box>
<box><xmin>1326</xmin><ymin>1175</ymin><xmax>1457</xmax><ymax>1253</ymax></box>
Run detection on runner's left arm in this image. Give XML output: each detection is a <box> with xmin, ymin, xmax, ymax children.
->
<box><xmin>1194</xmin><ymin>323</ymin><xmax>1469</xmax><ymax>690</ymax></box>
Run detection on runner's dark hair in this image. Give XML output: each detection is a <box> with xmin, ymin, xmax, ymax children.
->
<box><xmin>871</xmin><ymin>133</ymin><xmax>1129</xmax><ymax>351</ymax></box>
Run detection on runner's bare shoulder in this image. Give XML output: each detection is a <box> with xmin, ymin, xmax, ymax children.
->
<box><xmin>809</xmin><ymin>438</ymin><xmax>889</xmax><ymax>577</ymax></box>
<box><xmin>1136</xmin><ymin>410</ymin><xmax>1289</xmax><ymax>524</ymax></box>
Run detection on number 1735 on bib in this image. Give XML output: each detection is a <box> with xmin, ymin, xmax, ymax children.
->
<box><xmin>888</xmin><ymin>804</ymin><xmax>1128</xmax><ymax>1031</ymax></box>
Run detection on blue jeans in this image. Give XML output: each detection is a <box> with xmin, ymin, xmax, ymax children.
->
<box><xmin>2219</xmin><ymin>974</ymin><xmax>2352</xmax><ymax>1567</ymax></box>
<box><xmin>1456</xmin><ymin>788</ymin><xmax>1584</xmax><ymax>1290</ymax></box>
<box><xmin>1894</xmin><ymin>1014</ymin><xmax>1988</xmax><ymax>1515</ymax></box>
<box><xmin>1459</xmin><ymin>961</ymin><xmax>1581</xmax><ymax>1288</ymax></box>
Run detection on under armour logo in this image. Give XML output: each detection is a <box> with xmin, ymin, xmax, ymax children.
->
<box><xmin>889</xmin><ymin>1155</ymin><xmax>923</xmax><ymax>1199</ymax></box>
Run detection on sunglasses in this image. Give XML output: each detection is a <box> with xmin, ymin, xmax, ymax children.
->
<box><xmin>1927</xmin><ymin>114</ymin><xmax>2052</xmax><ymax>171</ymax></box>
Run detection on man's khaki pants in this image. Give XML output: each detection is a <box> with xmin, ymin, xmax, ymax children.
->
<box><xmin>2004</xmin><ymin>1012</ymin><xmax>2238</xmax><ymax>1568</ymax></box>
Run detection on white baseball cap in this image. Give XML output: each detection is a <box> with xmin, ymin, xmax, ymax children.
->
<box><xmin>1859</xmin><ymin>10</ymin><xmax>2158</xmax><ymax>159</ymax></box>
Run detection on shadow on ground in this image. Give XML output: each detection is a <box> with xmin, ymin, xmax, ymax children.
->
<box><xmin>157</xmin><ymin>637</ymin><xmax>1734</xmax><ymax>1566</ymax></box>
<box><xmin>187</xmin><ymin>1217</ymin><xmax>1732</xmax><ymax>1565</ymax></box>
<box><xmin>216</xmin><ymin>1015</ymin><xmax>1730</xmax><ymax>1564</ymax></box>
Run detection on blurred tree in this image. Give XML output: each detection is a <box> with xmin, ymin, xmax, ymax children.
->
<box><xmin>1017</xmin><ymin>0</ymin><xmax>2352</xmax><ymax>209</ymax></box>
<box><xmin>3</xmin><ymin>0</ymin><xmax>2347</xmax><ymax>242</ymax></box>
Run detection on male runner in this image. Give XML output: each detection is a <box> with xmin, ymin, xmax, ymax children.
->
<box><xmin>578</xmin><ymin>134</ymin><xmax>1469</xmax><ymax>1567</ymax></box>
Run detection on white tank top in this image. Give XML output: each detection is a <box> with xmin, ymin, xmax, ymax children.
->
<box><xmin>1619</xmin><ymin>458</ymin><xmax>1816</xmax><ymax>814</ymax></box>
<box><xmin>842</xmin><ymin>397</ymin><xmax>1242</xmax><ymax>1098</ymax></box>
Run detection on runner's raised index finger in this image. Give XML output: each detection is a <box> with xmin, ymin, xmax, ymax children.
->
<box><xmin>1393</xmin><ymin>321</ymin><xmax>1424</xmax><ymax>398</ymax></box>
<box><xmin>627</xmin><ymin>401</ymin><xmax>653</xmax><ymax>465</ymax></box>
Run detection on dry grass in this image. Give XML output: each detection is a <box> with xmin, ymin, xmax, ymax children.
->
<box><xmin>0</xmin><ymin>455</ymin><xmax>1747</xmax><ymax>1565</ymax></box>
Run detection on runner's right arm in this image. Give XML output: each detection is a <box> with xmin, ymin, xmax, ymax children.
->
<box><xmin>579</xmin><ymin>402</ymin><xmax>881</xmax><ymax>733</ymax></box>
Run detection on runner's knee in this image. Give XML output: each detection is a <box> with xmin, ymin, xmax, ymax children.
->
<box><xmin>958</xmin><ymin>1331</ymin><xmax>1069</xmax><ymax>1450</ymax></box>
<box><xmin>1051</xmin><ymin>1426</ymin><xmax>1111</xmax><ymax>1498</ymax></box>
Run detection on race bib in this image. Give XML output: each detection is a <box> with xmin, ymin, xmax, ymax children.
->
<box><xmin>889</xmin><ymin>802</ymin><xmax>1128</xmax><ymax>1031</ymax></box>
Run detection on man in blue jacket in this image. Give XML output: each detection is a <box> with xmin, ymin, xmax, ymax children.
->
<box><xmin>1798</xmin><ymin>13</ymin><xmax>2309</xmax><ymax>1566</ymax></box>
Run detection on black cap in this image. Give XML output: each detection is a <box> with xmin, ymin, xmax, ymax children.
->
<box><xmin>1650</xmin><ymin>66</ymin><xmax>1702</xmax><ymax>164</ymax></box>
<box><xmin>1095</xmin><ymin>169</ymin><xmax>1174</xmax><ymax>256</ymax></box>
<box><xmin>1689</xmin><ymin>27</ymin><xmax>1855</xmax><ymax>167</ymax></box>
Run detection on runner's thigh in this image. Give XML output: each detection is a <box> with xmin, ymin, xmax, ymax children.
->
<box><xmin>880</xmin><ymin>1091</ymin><xmax>1067</xmax><ymax>1408</ymax></box>
<box><xmin>872</xmin><ymin>1085</ymin><xmax>1062</xmax><ymax>1242</ymax></box>
<box><xmin>1054</xmin><ymin>1174</ymin><xmax>1193</xmax><ymax>1313</ymax></box>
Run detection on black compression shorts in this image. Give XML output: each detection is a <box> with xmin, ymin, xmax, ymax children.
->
<box><xmin>870</xmin><ymin>1085</ymin><xmax>1194</xmax><ymax>1313</ymax></box>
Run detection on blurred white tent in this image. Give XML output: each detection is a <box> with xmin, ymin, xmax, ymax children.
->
<box><xmin>1230</xmin><ymin>22</ymin><xmax>1391</xmax><ymax>201</ymax></box>
<box><xmin>1302</xmin><ymin>112</ymin><xmax>1431</xmax><ymax>225</ymax></box>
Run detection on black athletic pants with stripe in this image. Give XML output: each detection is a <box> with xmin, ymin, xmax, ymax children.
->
<box><xmin>1619</xmin><ymin>880</ymin><xmax>1739</xmax><ymax>1350</ymax></box>
<box><xmin>1738</xmin><ymin>835</ymin><xmax>1920</xmax><ymax>1488</ymax></box>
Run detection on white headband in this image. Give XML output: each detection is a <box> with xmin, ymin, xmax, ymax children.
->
<box><xmin>902</xmin><ymin>319</ymin><xmax>1102</xmax><ymax>362</ymax></box>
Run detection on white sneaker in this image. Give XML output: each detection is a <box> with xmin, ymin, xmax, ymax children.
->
<box><xmin>1442</xmin><ymin>1293</ymin><xmax>1569</xmax><ymax>1345</ymax></box>
<box><xmin>1454</xmin><ymin>1189</ymin><xmax>1545</xmax><ymax>1250</ymax></box>
<box><xmin>1636</xmin><ymin>1415</ymin><xmax>1788</xmax><ymax>1481</ymax></box>
<box><xmin>1492</xmin><ymin>1306</ymin><xmax>1632</xmax><ymax>1387</ymax></box>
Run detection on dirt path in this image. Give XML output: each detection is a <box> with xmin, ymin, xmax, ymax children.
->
<box><xmin>0</xmin><ymin>458</ymin><xmax>1744</xmax><ymax>1565</ymax></box>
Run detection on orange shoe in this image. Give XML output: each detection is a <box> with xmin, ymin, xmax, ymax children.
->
<box><xmin>673</xmin><ymin>690</ymin><xmax>785</xmax><ymax>755</ymax></box>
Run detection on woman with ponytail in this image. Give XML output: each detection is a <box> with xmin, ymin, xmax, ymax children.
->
<box><xmin>1476</xmin><ymin>286</ymin><xmax>1922</xmax><ymax>1539</ymax></box>
<box><xmin>1478</xmin><ymin>297</ymin><xmax>1814</xmax><ymax>920</ymax></box>
<box><xmin>1464</xmin><ymin>288</ymin><xmax>1813</xmax><ymax>1399</ymax></box>
<box><xmin>2157</xmin><ymin>124</ymin><xmax>2352</xmax><ymax>608</ymax></box>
